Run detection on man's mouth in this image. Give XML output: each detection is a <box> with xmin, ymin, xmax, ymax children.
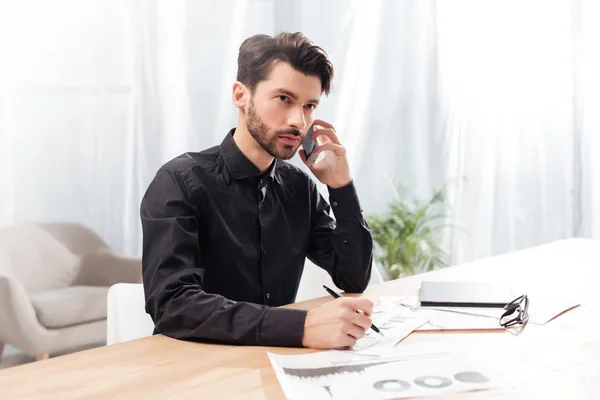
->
<box><xmin>278</xmin><ymin>135</ymin><xmax>301</xmax><ymax>145</ymax></box>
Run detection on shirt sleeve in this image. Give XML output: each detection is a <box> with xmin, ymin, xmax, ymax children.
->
<box><xmin>306</xmin><ymin>179</ymin><xmax>374</xmax><ymax>293</ymax></box>
<box><xmin>140</xmin><ymin>167</ymin><xmax>307</xmax><ymax>346</ymax></box>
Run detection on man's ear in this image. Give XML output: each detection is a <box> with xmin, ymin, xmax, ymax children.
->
<box><xmin>232</xmin><ymin>81</ymin><xmax>249</xmax><ymax>110</ymax></box>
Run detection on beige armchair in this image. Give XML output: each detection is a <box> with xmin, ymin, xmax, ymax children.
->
<box><xmin>0</xmin><ymin>223</ymin><xmax>141</xmax><ymax>361</ymax></box>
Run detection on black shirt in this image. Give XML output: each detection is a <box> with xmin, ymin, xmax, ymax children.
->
<box><xmin>140</xmin><ymin>129</ymin><xmax>373</xmax><ymax>347</ymax></box>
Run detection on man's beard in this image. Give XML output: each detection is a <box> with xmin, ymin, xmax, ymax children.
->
<box><xmin>246</xmin><ymin>99</ymin><xmax>301</xmax><ymax>160</ymax></box>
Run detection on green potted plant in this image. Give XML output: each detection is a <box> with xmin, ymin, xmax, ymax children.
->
<box><xmin>366</xmin><ymin>180</ymin><xmax>459</xmax><ymax>280</ymax></box>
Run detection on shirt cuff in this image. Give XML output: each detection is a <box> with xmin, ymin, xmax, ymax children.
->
<box><xmin>328</xmin><ymin>181</ymin><xmax>362</xmax><ymax>220</ymax></box>
<box><xmin>260</xmin><ymin>307</ymin><xmax>308</xmax><ymax>347</ymax></box>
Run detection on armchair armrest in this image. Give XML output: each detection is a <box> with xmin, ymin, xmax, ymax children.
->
<box><xmin>72</xmin><ymin>248</ymin><xmax>142</xmax><ymax>287</ymax></box>
<box><xmin>0</xmin><ymin>274</ymin><xmax>59</xmax><ymax>355</ymax></box>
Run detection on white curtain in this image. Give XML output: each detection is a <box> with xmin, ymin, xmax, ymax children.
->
<box><xmin>1</xmin><ymin>0</ymin><xmax>599</xmax><ymax>268</ymax></box>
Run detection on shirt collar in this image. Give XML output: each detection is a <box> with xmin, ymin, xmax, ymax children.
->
<box><xmin>221</xmin><ymin>128</ymin><xmax>277</xmax><ymax>183</ymax></box>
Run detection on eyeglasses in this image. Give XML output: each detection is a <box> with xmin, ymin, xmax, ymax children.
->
<box><xmin>500</xmin><ymin>294</ymin><xmax>529</xmax><ymax>328</ymax></box>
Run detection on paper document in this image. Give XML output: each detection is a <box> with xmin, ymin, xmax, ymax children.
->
<box><xmin>523</xmin><ymin>294</ymin><xmax>580</xmax><ymax>325</ymax></box>
<box><xmin>380</xmin><ymin>294</ymin><xmax>579</xmax><ymax>329</ymax></box>
<box><xmin>347</xmin><ymin>316</ymin><xmax>428</xmax><ymax>354</ymax></box>
<box><xmin>268</xmin><ymin>343</ymin><xmax>495</xmax><ymax>400</ymax></box>
<box><xmin>379</xmin><ymin>297</ymin><xmax>501</xmax><ymax>331</ymax></box>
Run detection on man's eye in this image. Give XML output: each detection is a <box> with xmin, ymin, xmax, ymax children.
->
<box><xmin>279</xmin><ymin>95</ymin><xmax>289</xmax><ymax>103</ymax></box>
<box><xmin>305</xmin><ymin>104</ymin><xmax>316</xmax><ymax>110</ymax></box>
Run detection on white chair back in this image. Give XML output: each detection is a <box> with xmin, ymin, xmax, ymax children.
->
<box><xmin>106</xmin><ymin>283</ymin><xmax>155</xmax><ymax>345</ymax></box>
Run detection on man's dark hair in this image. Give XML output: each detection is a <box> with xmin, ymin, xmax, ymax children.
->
<box><xmin>236</xmin><ymin>32</ymin><xmax>334</xmax><ymax>95</ymax></box>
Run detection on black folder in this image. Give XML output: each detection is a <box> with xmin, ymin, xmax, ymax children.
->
<box><xmin>419</xmin><ymin>281</ymin><xmax>515</xmax><ymax>308</ymax></box>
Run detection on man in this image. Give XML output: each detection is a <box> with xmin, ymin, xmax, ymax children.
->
<box><xmin>140</xmin><ymin>32</ymin><xmax>374</xmax><ymax>350</ymax></box>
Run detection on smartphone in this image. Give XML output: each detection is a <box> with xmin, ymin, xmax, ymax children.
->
<box><xmin>302</xmin><ymin>126</ymin><xmax>319</xmax><ymax>167</ymax></box>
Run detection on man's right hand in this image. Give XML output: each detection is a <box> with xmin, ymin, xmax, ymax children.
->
<box><xmin>301</xmin><ymin>297</ymin><xmax>374</xmax><ymax>349</ymax></box>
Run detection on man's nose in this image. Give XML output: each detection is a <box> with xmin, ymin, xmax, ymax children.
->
<box><xmin>287</xmin><ymin>107</ymin><xmax>307</xmax><ymax>131</ymax></box>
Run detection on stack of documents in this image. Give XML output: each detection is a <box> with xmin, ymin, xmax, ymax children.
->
<box><xmin>379</xmin><ymin>295</ymin><xmax>579</xmax><ymax>330</ymax></box>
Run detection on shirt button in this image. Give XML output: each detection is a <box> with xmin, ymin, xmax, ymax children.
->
<box><xmin>332</xmin><ymin>201</ymin><xmax>339</xmax><ymax>207</ymax></box>
<box><xmin>262</xmin><ymin>249</ymin><xmax>267</xmax><ymax>255</ymax></box>
<box><xmin>265</xmin><ymin>293</ymin><xmax>270</xmax><ymax>299</ymax></box>
<box><xmin>342</xmin><ymin>239</ymin><xmax>349</xmax><ymax>244</ymax></box>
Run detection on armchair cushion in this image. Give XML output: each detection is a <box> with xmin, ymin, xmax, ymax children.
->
<box><xmin>29</xmin><ymin>286</ymin><xmax>109</xmax><ymax>329</ymax></box>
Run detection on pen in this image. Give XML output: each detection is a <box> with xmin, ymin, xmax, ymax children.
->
<box><xmin>322</xmin><ymin>285</ymin><xmax>384</xmax><ymax>337</ymax></box>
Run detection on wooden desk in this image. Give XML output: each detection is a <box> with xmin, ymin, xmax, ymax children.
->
<box><xmin>1</xmin><ymin>238</ymin><xmax>599</xmax><ymax>399</ymax></box>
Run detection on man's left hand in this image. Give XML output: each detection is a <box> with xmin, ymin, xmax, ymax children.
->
<box><xmin>299</xmin><ymin>119</ymin><xmax>352</xmax><ymax>189</ymax></box>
